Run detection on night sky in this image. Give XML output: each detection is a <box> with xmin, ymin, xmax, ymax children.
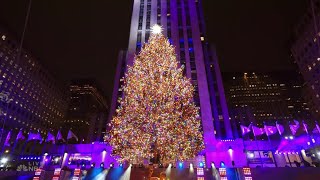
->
<box><xmin>0</xmin><ymin>0</ymin><xmax>307</xmax><ymax>98</ymax></box>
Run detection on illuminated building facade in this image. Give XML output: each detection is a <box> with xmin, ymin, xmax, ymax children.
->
<box><xmin>291</xmin><ymin>0</ymin><xmax>320</xmax><ymax>119</ymax></box>
<box><xmin>224</xmin><ymin>72</ymin><xmax>312</xmax><ymax>137</ymax></box>
<box><xmin>0</xmin><ymin>28</ymin><xmax>67</xmax><ymax>139</ymax></box>
<box><xmin>64</xmin><ymin>79</ymin><xmax>108</xmax><ymax>143</ymax></box>
<box><xmin>110</xmin><ymin>0</ymin><xmax>233</xmax><ymax>148</ymax></box>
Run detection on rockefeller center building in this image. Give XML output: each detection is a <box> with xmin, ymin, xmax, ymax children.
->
<box><xmin>110</xmin><ymin>0</ymin><xmax>233</xmax><ymax>144</ymax></box>
<box><xmin>0</xmin><ymin>28</ymin><xmax>68</xmax><ymax>138</ymax></box>
<box><xmin>64</xmin><ymin>79</ymin><xmax>109</xmax><ymax>143</ymax></box>
<box><xmin>224</xmin><ymin>72</ymin><xmax>313</xmax><ymax>138</ymax></box>
<box><xmin>291</xmin><ymin>0</ymin><xmax>320</xmax><ymax>119</ymax></box>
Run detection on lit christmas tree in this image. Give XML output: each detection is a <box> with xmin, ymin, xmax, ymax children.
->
<box><xmin>109</xmin><ymin>25</ymin><xmax>203</xmax><ymax>163</ymax></box>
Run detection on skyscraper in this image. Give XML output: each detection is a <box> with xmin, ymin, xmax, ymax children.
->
<box><xmin>291</xmin><ymin>0</ymin><xmax>320</xmax><ymax>119</ymax></box>
<box><xmin>64</xmin><ymin>79</ymin><xmax>108</xmax><ymax>143</ymax></box>
<box><xmin>110</xmin><ymin>0</ymin><xmax>232</xmax><ymax>153</ymax></box>
<box><xmin>224</xmin><ymin>72</ymin><xmax>312</xmax><ymax>137</ymax></box>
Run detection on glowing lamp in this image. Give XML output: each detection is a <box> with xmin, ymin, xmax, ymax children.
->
<box><xmin>100</xmin><ymin>163</ymin><xmax>104</xmax><ymax>168</ymax></box>
<box><xmin>44</xmin><ymin>153</ymin><xmax>48</xmax><ymax>156</ymax></box>
<box><xmin>189</xmin><ymin>163</ymin><xmax>193</xmax><ymax>168</ymax></box>
<box><xmin>247</xmin><ymin>152</ymin><xmax>254</xmax><ymax>158</ymax></box>
<box><xmin>211</xmin><ymin>162</ymin><xmax>215</xmax><ymax>168</ymax></box>
<box><xmin>285</xmin><ymin>136</ymin><xmax>288</xmax><ymax>140</ymax></box>
<box><xmin>199</xmin><ymin>162</ymin><xmax>204</xmax><ymax>168</ymax></box>
<box><xmin>289</xmin><ymin>136</ymin><xmax>294</xmax><ymax>140</ymax></box>
<box><xmin>220</xmin><ymin>161</ymin><xmax>225</xmax><ymax>167</ymax></box>
<box><xmin>120</xmin><ymin>163</ymin><xmax>123</xmax><ymax>167</ymax></box>
<box><xmin>91</xmin><ymin>163</ymin><xmax>95</xmax><ymax>168</ymax></box>
<box><xmin>110</xmin><ymin>163</ymin><xmax>114</xmax><ymax>168</ymax></box>
<box><xmin>0</xmin><ymin>157</ymin><xmax>8</xmax><ymax>164</ymax></box>
<box><xmin>307</xmin><ymin>142</ymin><xmax>311</xmax><ymax>145</ymax></box>
<box><xmin>178</xmin><ymin>162</ymin><xmax>183</xmax><ymax>168</ymax></box>
<box><xmin>312</xmin><ymin>138</ymin><xmax>316</xmax><ymax>143</ymax></box>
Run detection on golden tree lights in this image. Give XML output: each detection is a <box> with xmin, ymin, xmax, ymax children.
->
<box><xmin>109</xmin><ymin>25</ymin><xmax>203</xmax><ymax>163</ymax></box>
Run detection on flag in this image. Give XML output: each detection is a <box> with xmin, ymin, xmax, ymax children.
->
<box><xmin>67</xmin><ymin>130</ymin><xmax>78</xmax><ymax>141</ymax></box>
<box><xmin>56</xmin><ymin>130</ymin><xmax>65</xmax><ymax>142</ymax></box>
<box><xmin>16</xmin><ymin>129</ymin><xmax>25</xmax><ymax>141</ymax></box>
<box><xmin>276</xmin><ymin>122</ymin><xmax>284</xmax><ymax>135</ymax></box>
<box><xmin>27</xmin><ymin>131</ymin><xmax>42</xmax><ymax>142</ymax></box>
<box><xmin>264</xmin><ymin>125</ymin><xmax>277</xmax><ymax>136</ymax></box>
<box><xmin>46</xmin><ymin>132</ymin><xmax>55</xmax><ymax>144</ymax></box>
<box><xmin>313</xmin><ymin>123</ymin><xmax>320</xmax><ymax>134</ymax></box>
<box><xmin>36</xmin><ymin>132</ymin><xmax>42</xmax><ymax>143</ymax></box>
<box><xmin>302</xmin><ymin>121</ymin><xmax>309</xmax><ymax>134</ymax></box>
<box><xmin>289</xmin><ymin>121</ymin><xmax>300</xmax><ymax>135</ymax></box>
<box><xmin>252</xmin><ymin>126</ymin><xmax>265</xmax><ymax>136</ymax></box>
<box><xmin>4</xmin><ymin>131</ymin><xmax>11</xmax><ymax>146</ymax></box>
<box><xmin>240</xmin><ymin>125</ymin><xmax>251</xmax><ymax>135</ymax></box>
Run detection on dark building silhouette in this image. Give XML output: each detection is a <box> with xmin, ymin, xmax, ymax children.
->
<box><xmin>64</xmin><ymin>79</ymin><xmax>108</xmax><ymax>143</ymax></box>
<box><xmin>291</xmin><ymin>0</ymin><xmax>320</xmax><ymax>119</ymax></box>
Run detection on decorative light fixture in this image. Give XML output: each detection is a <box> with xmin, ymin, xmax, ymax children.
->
<box><xmin>0</xmin><ymin>157</ymin><xmax>8</xmax><ymax>164</ymax></box>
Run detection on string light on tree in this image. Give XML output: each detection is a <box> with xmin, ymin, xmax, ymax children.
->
<box><xmin>109</xmin><ymin>24</ymin><xmax>204</xmax><ymax>163</ymax></box>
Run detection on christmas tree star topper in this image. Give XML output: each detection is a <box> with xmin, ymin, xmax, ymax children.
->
<box><xmin>151</xmin><ymin>24</ymin><xmax>162</xmax><ymax>34</ymax></box>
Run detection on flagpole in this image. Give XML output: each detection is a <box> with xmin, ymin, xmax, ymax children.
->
<box><xmin>303</xmin><ymin>120</ymin><xmax>312</xmax><ymax>144</ymax></box>
<box><xmin>252</xmin><ymin>123</ymin><xmax>263</xmax><ymax>167</ymax></box>
<box><xmin>264</xmin><ymin>122</ymin><xmax>279</xmax><ymax>167</ymax></box>
<box><xmin>0</xmin><ymin>131</ymin><xmax>10</xmax><ymax>154</ymax></box>
<box><xmin>62</xmin><ymin>130</ymin><xmax>69</xmax><ymax>168</ymax></box>
<box><xmin>11</xmin><ymin>131</ymin><xmax>19</xmax><ymax>156</ymax></box>
<box><xmin>12</xmin><ymin>129</ymin><xmax>25</xmax><ymax>157</ymax></box>
<box><xmin>242</xmin><ymin>125</ymin><xmax>248</xmax><ymax>166</ymax></box>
